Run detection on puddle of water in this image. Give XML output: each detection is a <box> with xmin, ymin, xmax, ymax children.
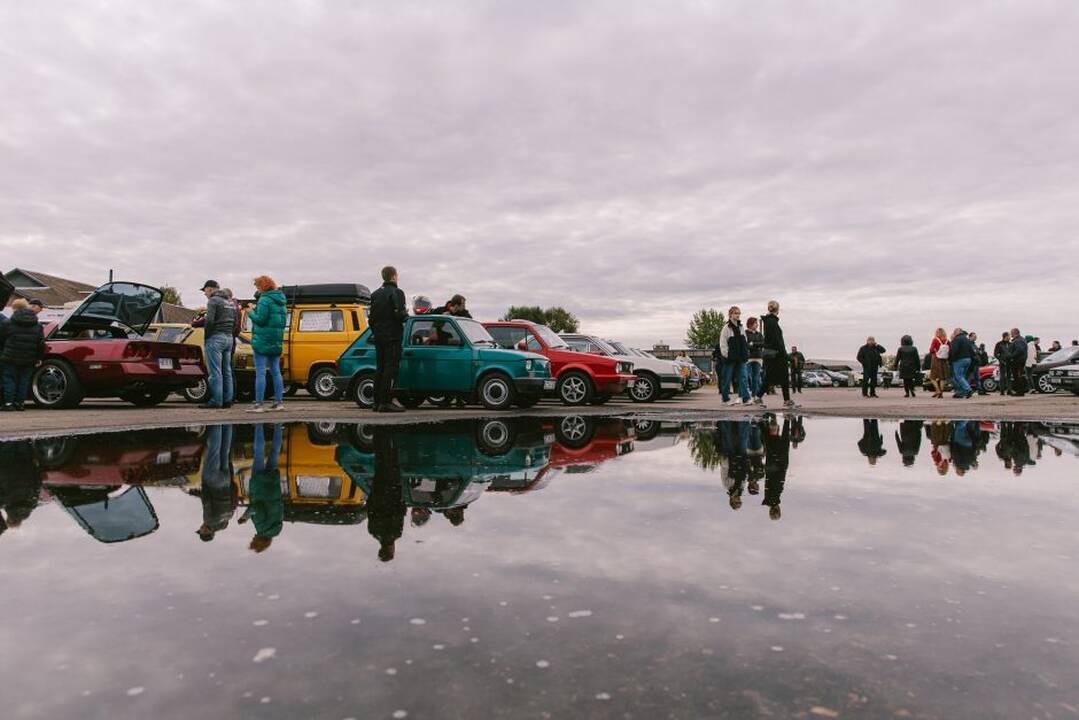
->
<box><xmin>1</xmin><ymin>416</ymin><xmax>1077</xmax><ymax>719</ymax></box>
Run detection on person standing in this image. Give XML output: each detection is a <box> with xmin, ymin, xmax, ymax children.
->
<box><xmin>761</xmin><ymin>300</ymin><xmax>794</xmax><ymax>408</ymax></box>
<box><xmin>744</xmin><ymin>316</ymin><xmax>765</xmax><ymax>403</ymax></box>
<box><xmin>1025</xmin><ymin>334</ymin><xmax>1039</xmax><ymax>391</ymax></box>
<box><xmin>949</xmin><ymin>328</ymin><xmax>975</xmax><ymax>399</ymax></box>
<box><xmin>0</xmin><ymin>309</ymin><xmax>10</xmax><ymax>408</ymax></box>
<box><xmin>788</xmin><ymin>346</ymin><xmax>806</xmax><ymax>394</ymax></box>
<box><xmin>856</xmin><ymin>336</ymin><xmax>885</xmax><ymax>398</ymax></box>
<box><xmin>1008</xmin><ymin>329</ymin><xmax>1028</xmax><ymax>395</ymax></box>
<box><xmin>928</xmin><ymin>328</ymin><xmax>950</xmax><ymax>399</ymax></box>
<box><xmin>895</xmin><ymin>335</ymin><xmax>921</xmax><ymax>397</ymax></box>
<box><xmin>246</xmin><ymin>276</ymin><xmax>288</xmax><ymax>412</ymax></box>
<box><xmin>993</xmin><ymin>332</ymin><xmax>1011</xmax><ymax>395</ymax></box>
<box><xmin>0</xmin><ymin>299</ymin><xmax>46</xmax><ymax>411</ymax></box>
<box><xmin>370</xmin><ymin>266</ymin><xmax>408</xmax><ymax>413</ymax></box>
<box><xmin>717</xmin><ymin>306</ymin><xmax>751</xmax><ymax>405</ymax></box>
<box><xmin>197</xmin><ymin>280</ymin><xmax>236</xmax><ymax>409</ymax></box>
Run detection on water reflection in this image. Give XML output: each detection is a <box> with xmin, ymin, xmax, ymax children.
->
<box><xmin>1</xmin><ymin>417</ymin><xmax>1077</xmax><ymax>546</ymax></box>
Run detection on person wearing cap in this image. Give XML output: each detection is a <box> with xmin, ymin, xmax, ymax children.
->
<box><xmin>27</xmin><ymin>299</ymin><xmax>45</xmax><ymax>317</ymax></box>
<box><xmin>198</xmin><ymin>280</ymin><xmax>236</xmax><ymax>409</ymax></box>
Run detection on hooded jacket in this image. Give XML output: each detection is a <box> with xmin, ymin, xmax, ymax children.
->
<box><xmin>0</xmin><ymin>308</ymin><xmax>45</xmax><ymax>365</ymax></box>
<box><xmin>203</xmin><ymin>290</ymin><xmax>236</xmax><ymax>339</ymax></box>
<box><xmin>718</xmin><ymin>320</ymin><xmax>749</xmax><ymax>363</ymax></box>
<box><xmin>248</xmin><ymin>289</ymin><xmax>287</xmax><ymax>356</ymax></box>
<box><xmin>895</xmin><ymin>342</ymin><xmax>921</xmax><ymax>378</ymax></box>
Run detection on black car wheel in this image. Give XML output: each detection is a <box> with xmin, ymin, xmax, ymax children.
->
<box><xmin>478</xmin><ymin>372</ymin><xmax>515</xmax><ymax>411</ymax></box>
<box><xmin>556</xmin><ymin>371</ymin><xmax>593</xmax><ymax>406</ymax></box>
<box><xmin>308</xmin><ymin>367</ymin><xmax>342</xmax><ymax>400</ymax></box>
<box><xmin>351</xmin><ymin>373</ymin><xmax>376</xmax><ymax>409</ymax></box>
<box><xmin>982</xmin><ymin>376</ymin><xmax>999</xmax><ymax>393</ymax></box>
<box><xmin>477</xmin><ymin>419</ymin><xmax>518</xmax><ymax>456</ymax></box>
<box><xmin>555</xmin><ymin>415</ymin><xmax>595</xmax><ymax>449</ymax></box>
<box><xmin>628</xmin><ymin>373</ymin><xmax>658</xmax><ymax>403</ymax></box>
<box><xmin>182</xmin><ymin>378</ymin><xmax>208</xmax><ymax>403</ymax></box>
<box><xmin>32</xmin><ymin>360</ymin><xmax>84</xmax><ymax>409</ymax></box>
<box><xmin>1036</xmin><ymin>373</ymin><xmax>1056</xmax><ymax>394</ymax></box>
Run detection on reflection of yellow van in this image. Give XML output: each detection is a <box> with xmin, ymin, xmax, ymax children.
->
<box><xmin>241</xmin><ymin>284</ymin><xmax>370</xmax><ymax>400</ymax></box>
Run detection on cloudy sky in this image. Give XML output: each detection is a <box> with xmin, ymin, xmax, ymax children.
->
<box><xmin>2</xmin><ymin>0</ymin><xmax>1077</xmax><ymax>357</ymax></box>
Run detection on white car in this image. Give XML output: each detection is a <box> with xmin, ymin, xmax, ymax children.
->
<box><xmin>560</xmin><ymin>334</ymin><xmax>684</xmax><ymax>402</ymax></box>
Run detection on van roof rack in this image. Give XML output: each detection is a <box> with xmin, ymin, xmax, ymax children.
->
<box><xmin>279</xmin><ymin>283</ymin><xmax>371</xmax><ymax>305</ymax></box>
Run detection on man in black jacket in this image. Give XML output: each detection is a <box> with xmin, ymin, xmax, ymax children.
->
<box><xmin>856</xmin><ymin>337</ymin><xmax>885</xmax><ymax>398</ymax></box>
<box><xmin>788</xmin><ymin>346</ymin><xmax>806</xmax><ymax>394</ymax></box>
<box><xmin>370</xmin><ymin>266</ymin><xmax>408</xmax><ymax>413</ymax></box>
<box><xmin>993</xmin><ymin>332</ymin><xmax>1011</xmax><ymax>395</ymax></box>
<box><xmin>1007</xmin><ymin>329</ymin><xmax>1028</xmax><ymax>396</ymax></box>
<box><xmin>0</xmin><ymin>299</ymin><xmax>46</xmax><ymax>411</ymax></box>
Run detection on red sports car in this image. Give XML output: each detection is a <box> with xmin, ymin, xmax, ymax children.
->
<box><xmin>8</xmin><ymin>281</ymin><xmax>205</xmax><ymax>409</ymax></box>
<box><xmin>483</xmin><ymin>320</ymin><xmax>635</xmax><ymax>405</ymax></box>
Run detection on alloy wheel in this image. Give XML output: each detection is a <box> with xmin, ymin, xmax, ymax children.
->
<box><xmin>560</xmin><ymin>416</ymin><xmax>588</xmax><ymax>442</ymax></box>
<box><xmin>34</xmin><ymin>365</ymin><xmax>67</xmax><ymax>405</ymax></box>
<box><xmin>560</xmin><ymin>375</ymin><xmax>587</xmax><ymax>403</ymax></box>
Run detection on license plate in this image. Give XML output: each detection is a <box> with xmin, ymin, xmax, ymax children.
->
<box><xmin>158</xmin><ymin>358</ymin><xmax>174</xmax><ymax>370</ymax></box>
<box><xmin>543</xmin><ymin>379</ymin><xmax>556</xmax><ymax>390</ymax></box>
<box><xmin>544</xmin><ymin>433</ymin><xmax>556</xmax><ymax>445</ymax></box>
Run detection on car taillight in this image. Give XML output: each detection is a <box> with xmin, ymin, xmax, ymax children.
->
<box><xmin>122</xmin><ymin>342</ymin><xmax>153</xmax><ymax>359</ymax></box>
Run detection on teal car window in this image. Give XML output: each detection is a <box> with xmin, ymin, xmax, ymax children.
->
<box><xmin>409</xmin><ymin>319</ymin><xmax>463</xmax><ymax>347</ymax></box>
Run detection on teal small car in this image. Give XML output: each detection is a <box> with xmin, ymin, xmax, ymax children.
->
<box><xmin>334</xmin><ymin>315</ymin><xmax>555</xmax><ymax>410</ymax></box>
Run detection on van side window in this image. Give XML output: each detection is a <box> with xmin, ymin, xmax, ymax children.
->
<box><xmin>298</xmin><ymin>310</ymin><xmax>344</xmax><ymax>332</ymax></box>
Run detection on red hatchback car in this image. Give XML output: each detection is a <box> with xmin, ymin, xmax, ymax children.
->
<box><xmin>4</xmin><ymin>281</ymin><xmax>205</xmax><ymax>409</ymax></box>
<box><xmin>483</xmin><ymin>320</ymin><xmax>635</xmax><ymax>405</ymax></box>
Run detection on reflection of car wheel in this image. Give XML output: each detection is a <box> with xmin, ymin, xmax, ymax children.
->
<box><xmin>982</xmin><ymin>376</ymin><xmax>998</xmax><ymax>393</ymax></box>
<box><xmin>556</xmin><ymin>371</ymin><xmax>593</xmax><ymax>406</ymax></box>
<box><xmin>590</xmin><ymin>394</ymin><xmax>611</xmax><ymax>405</ymax></box>
<box><xmin>398</xmin><ymin>394</ymin><xmax>425</xmax><ymax>409</ymax></box>
<box><xmin>34</xmin><ymin>436</ymin><xmax>78</xmax><ymax>470</ymax></box>
<box><xmin>515</xmin><ymin>395</ymin><xmax>540</xmax><ymax>409</ymax></box>
<box><xmin>1035</xmin><ymin>374</ymin><xmax>1056</xmax><ymax>394</ymax></box>
<box><xmin>629</xmin><ymin>373</ymin><xmax>658</xmax><ymax>403</ymax></box>
<box><xmin>308</xmin><ymin>367</ymin><xmax>342</xmax><ymax>400</ymax></box>
<box><xmin>349</xmin><ymin>423</ymin><xmax>376</xmax><ymax>452</ymax></box>
<box><xmin>633</xmin><ymin>419</ymin><xmax>661</xmax><ymax>441</ymax></box>
<box><xmin>555</xmin><ymin>415</ymin><xmax>595</xmax><ymax>449</ymax></box>
<box><xmin>477</xmin><ymin>419</ymin><xmax>518</xmax><ymax>456</ymax></box>
<box><xmin>32</xmin><ymin>360</ymin><xmax>84</xmax><ymax>409</ymax></box>
<box><xmin>478</xmin><ymin>372</ymin><xmax>515</xmax><ymax>410</ymax></box>
<box><xmin>183</xmin><ymin>379</ymin><xmax>208</xmax><ymax>403</ymax></box>
<box><xmin>351</xmin><ymin>372</ymin><xmax>376</xmax><ymax>409</ymax></box>
<box><xmin>121</xmin><ymin>388</ymin><xmax>172</xmax><ymax>407</ymax></box>
<box><xmin>307</xmin><ymin>421</ymin><xmax>338</xmax><ymax>445</ymax></box>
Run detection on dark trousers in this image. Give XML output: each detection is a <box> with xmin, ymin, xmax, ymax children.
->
<box><xmin>902</xmin><ymin>377</ymin><xmax>916</xmax><ymax>395</ymax></box>
<box><xmin>2</xmin><ymin>363</ymin><xmax>33</xmax><ymax>407</ymax></box>
<box><xmin>861</xmin><ymin>373</ymin><xmax>878</xmax><ymax>396</ymax></box>
<box><xmin>997</xmin><ymin>362</ymin><xmax>1009</xmax><ymax>394</ymax></box>
<box><xmin>791</xmin><ymin>369</ymin><xmax>803</xmax><ymax>393</ymax></box>
<box><xmin>1010</xmin><ymin>361</ymin><xmax>1027</xmax><ymax>395</ymax></box>
<box><xmin>766</xmin><ymin>359</ymin><xmax>791</xmax><ymax>402</ymax></box>
<box><xmin>374</xmin><ymin>340</ymin><xmax>402</xmax><ymax>407</ymax></box>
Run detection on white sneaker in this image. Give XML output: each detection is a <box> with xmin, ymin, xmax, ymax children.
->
<box><xmin>753</xmin><ymin>397</ymin><xmax>764</xmax><ymax>406</ymax></box>
<box><xmin>723</xmin><ymin>399</ymin><xmax>735</xmax><ymax>406</ymax></box>
<box><xmin>270</xmin><ymin>403</ymin><xmax>286</xmax><ymax>411</ymax></box>
<box><xmin>245</xmin><ymin>404</ymin><xmax>266</xmax><ymax>414</ymax></box>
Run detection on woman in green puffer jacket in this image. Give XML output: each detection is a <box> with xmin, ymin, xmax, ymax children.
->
<box><xmin>247</xmin><ymin>276</ymin><xmax>288</xmax><ymax>411</ymax></box>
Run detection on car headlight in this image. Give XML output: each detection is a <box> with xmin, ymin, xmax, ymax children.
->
<box><xmin>616</xmin><ymin>362</ymin><xmax>632</xmax><ymax>374</ymax></box>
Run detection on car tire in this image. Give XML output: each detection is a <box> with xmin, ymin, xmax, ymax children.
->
<box><xmin>307</xmin><ymin>367</ymin><xmax>342</xmax><ymax>400</ymax></box>
<box><xmin>556</xmin><ymin>371</ymin><xmax>593</xmax><ymax>406</ymax></box>
<box><xmin>515</xmin><ymin>395</ymin><xmax>541</xmax><ymax>409</ymax></box>
<box><xmin>555</xmin><ymin>415</ymin><xmax>595</xmax><ymax>449</ymax></box>
<box><xmin>633</xmin><ymin>419</ymin><xmax>661</xmax><ymax>441</ymax></box>
<box><xmin>307</xmin><ymin>421</ymin><xmax>338</xmax><ymax>445</ymax></box>
<box><xmin>982</xmin><ymin>376</ymin><xmax>998</xmax><ymax>393</ymax></box>
<box><xmin>349</xmin><ymin>423</ymin><xmax>376</xmax><ymax>452</ymax></box>
<box><xmin>628</xmin><ymin>373</ymin><xmax>659</xmax><ymax>403</ymax></box>
<box><xmin>31</xmin><ymin>359</ymin><xmax>84</xmax><ymax>409</ymax></box>
<box><xmin>590</xmin><ymin>394</ymin><xmax>611</xmax><ymax>405</ymax></box>
<box><xmin>477</xmin><ymin>419</ymin><xmax>518</xmax><ymax>456</ymax></box>
<box><xmin>34</xmin><ymin>435</ymin><xmax>79</xmax><ymax>470</ymax></box>
<box><xmin>121</xmin><ymin>388</ymin><xmax>172</xmax><ymax>407</ymax></box>
<box><xmin>426</xmin><ymin>395</ymin><xmax>454</xmax><ymax>408</ymax></box>
<box><xmin>183</xmin><ymin>378</ymin><xmax>209</xmax><ymax>403</ymax></box>
<box><xmin>398</xmin><ymin>393</ymin><xmax>425</xmax><ymax>409</ymax></box>
<box><xmin>1035</xmin><ymin>373</ymin><xmax>1056</xmax><ymax>394</ymax></box>
<box><xmin>351</xmin><ymin>372</ymin><xmax>376</xmax><ymax>409</ymax></box>
<box><xmin>478</xmin><ymin>372</ymin><xmax>516</xmax><ymax>411</ymax></box>
<box><xmin>283</xmin><ymin>384</ymin><xmax>299</xmax><ymax>397</ymax></box>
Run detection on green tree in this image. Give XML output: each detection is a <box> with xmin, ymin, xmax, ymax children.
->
<box><xmin>688</xmin><ymin>428</ymin><xmax>725</xmax><ymax>471</ymax></box>
<box><xmin>500</xmin><ymin>306</ymin><xmax>580</xmax><ymax>333</ymax></box>
<box><xmin>685</xmin><ymin>308</ymin><xmax>725</xmax><ymax>349</ymax></box>
<box><xmin>160</xmin><ymin>285</ymin><xmax>183</xmax><ymax>306</ymax></box>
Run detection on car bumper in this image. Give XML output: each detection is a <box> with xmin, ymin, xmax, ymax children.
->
<box><xmin>78</xmin><ymin>361</ymin><xmax>205</xmax><ymax>390</ymax></box>
<box><xmin>594</xmin><ymin>374</ymin><xmax>634</xmax><ymax>396</ymax></box>
<box><xmin>515</xmin><ymin>377</ymin><xmax>556</xmax><ymax>394</ymax></box>
<box><xmin>1047</xmin><ymin>375</ymin><xmax>1079</xmax><ymax>390</ymax></box>
<box><xmin>658</xmin><ymin>374</ymin><xmax>684</xmax><ymax>391</ymax></box>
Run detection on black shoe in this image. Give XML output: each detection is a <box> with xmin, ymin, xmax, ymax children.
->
<box><xmin>198</xmin><ymin>403</ymin><xmax>222</xmax><ymax>409</ymax></box>
<box><xmin>14</xmin><ymin>404</ymin><xmax>25</xmax><ymax>411</ymax></box>
<box><xmin>870</xmin><ymin>393</ymin><xmax>879</xmax><ymax>398</ymax></box>
<box><xmin>0</xmin><ymin>405</ymin><xmax>12</xmax><ymax>412</ymax></box>
<box><xmin>222</xmin><ymin>402</ymin><xmax>233</xmax><ymax>409</ymax></box>
<box><xmin>381</xmin><ymin>403</ymin><xmax>405</xmax><ymax>413</ymax></box>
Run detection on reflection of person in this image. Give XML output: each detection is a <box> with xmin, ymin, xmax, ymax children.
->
<box><xmin>763</xmin><ymin>415</ymin><xmax>790</xmax><ymax>520</ymax></box>
<box><xmin>239</xmin><ymin>423</ymin><xmax>284</xmax><ymax>552</ymax></box>
<box><xmin>747</xmin><ymin>422</ymin><xmax>765</xmax><ymax>497</ymax></box>
<box><xmin>927</xmin><ymin>421</ymin><xmax>952</xmax><ymax>475</ymax></box>
<box><xmin>790</xmin><ymin>415</ymin><xmax>806</xmax><ymax>448</ymax></box>
<box><xmin>721</xmin><ymin>421</ymin><xmax>750</xmax><ymax>509</ymax></box>
<box><xmin>950</xmin><ymin>420</ymin><xmax>976</xmax><ymax>475</ymax></box>
<box><xmin>196</xmin><ymin>424</ymin><xmax>236</xmax><ymax>542</ymax></box>
<box><xmin>367</xmin><ymin>428</ymin><xmax>406</xmax><ymax>561</ymax></box>
<box><xmin>0</xmin><ymin>440</ymin><xmax>42</xmax><ymax>536</ymax></box>
<box><xmin>858</xmin><ymin>419</ymin><xmax>887</xmax><ymax>465</ymax></box>
<box><xmin>895</xmin><ymin>420</ymin><xmax>923</xmax><ymax>466</ymax></box>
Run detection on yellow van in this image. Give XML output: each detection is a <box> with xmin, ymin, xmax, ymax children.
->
<box><xmin>241</xmin><ymin>284</ymin><xmax>371</xmax><ymax>400</ymax></box>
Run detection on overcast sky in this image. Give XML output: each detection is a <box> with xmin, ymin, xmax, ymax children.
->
<box><xmin>2</xmin><ymin>0</ymin><xmax>1077</xmax><ymax>357</ymax></box>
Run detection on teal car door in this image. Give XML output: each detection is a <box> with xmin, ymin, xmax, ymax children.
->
<box><xmin>400</xmin><ymin>319</ymin><xmax>472</xmax><ymax>392</ymax></box>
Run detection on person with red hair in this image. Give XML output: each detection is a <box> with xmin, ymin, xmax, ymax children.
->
<box><xmin>246</xmin><ymin>276</ymin><xmax>287</xmax><ymax>412</ymax></box>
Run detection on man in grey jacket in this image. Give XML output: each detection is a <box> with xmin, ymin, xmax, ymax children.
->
<box><xmin>198</xmin><ymin>280</ymin><xmax>236</xmax><ymax>408</ymax></box>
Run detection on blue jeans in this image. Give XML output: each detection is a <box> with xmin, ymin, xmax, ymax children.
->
<box><xmin>746</xmin><ymin>361</ymin><xmax>763</xmax><ymax>397</ymax></box>
<box><xmin>952</xmin><ymin>357</ymin><xmax>972</xmax><ymax>396</ymax></box>
<box><xmin>204</xmin><ymin>334</ymin><xmax>234</xmax><ymax>407</ymax></box>
<box><xmin>721</xmin><ymin>360</ymin><xmax>750</xmax><ymax>402</ymax></box>
<box><xmin>254</xmin><ymin>353</ymin><xmax>284</xmax><ymax>405</ymax></box>
<box><xmin>254</xmin><ymin>423</ymin><xmax>283</xmax><ymax>474</ymax></box>
<box><xmin>2</xmin><ymin>363</ymin><xmax>33</xmax><ymax>406</ymax></box>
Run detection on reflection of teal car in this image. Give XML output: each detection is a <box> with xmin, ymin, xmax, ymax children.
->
<box><xmin>333</xmin><ymin>316</ymin><xmax>555</xmax><ymax>410</ymax></box>
<box><xmin>334</xmin><ymin>419</ymin><xmax>554</xmax><ymax>508</ymax></box>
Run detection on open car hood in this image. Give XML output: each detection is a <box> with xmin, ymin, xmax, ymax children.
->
<box><xmin>57</xmin><ymin>281</ymin><xmax>163</xmax><ymax>336</ymax></box>
<box><xmin>0</xmin><ymin>273</ymin><xmax>14</xmax><ymax>309</ymax></box>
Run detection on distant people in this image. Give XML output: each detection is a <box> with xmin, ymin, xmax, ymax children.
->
<box><xmin>247</xmin><ymin>276</ymin><xmax>288</xmax><ymax>412</ymax></box>
<box><xmin>1025</xmin><ymin>334</ymin><xmax>1038</xmax><ymax>389</ymax></box>
<box><xmin>717</xmin><ymin>306</ymin><xmax>751</xmax><ymax>405</ymax></box>
<box><xmin>27</xmin><ymin>299</ymin><xmax>45</xmax><ymax>317</ymax></box>
<box><xmin>369</xmin><ymin>266</ymin><xmax>408</xmax><ymax>413</ymax></box>
<box><xmin>367</xmin><ymin>428</ymin><xmax>405</xmax><ymax>562</ymax></box>
<box><xmin>858</xmin><ymin>419</ymin><xmax>887</xmax><ymax>465</ymax></box>
<box><xmin>928</xmin><ymin>328</ymin><xmax>950</xmax><ymax>399</ymax></box>
<box><xmin>441</xmin><ymin>294</ymin><xmax>472</xmax><ymax>318</ymax></box>
<box><xmin>790</xmin><ymin>415</ymin><xmax>806</xmax><ymax>447</ymax></box>
<box><xmin>993</xmin><ymin>332</ymin><xmax>1011</xmax><ymax>395</ymax></box>
<box><xmin>1008</xmin><ymin>329</ymin><xmax>1029</xmax><ymax>396</ymax></box>
<box><xmin>196</xmin><ymin>280</ymin><xmax>236</xmax><ymax>409</ymax></box>
<box><xmin>856</xmin><ymin>336</ymin><xmax>885</xmax><ymax>398</ymax></box>
<box><xmin>763</xmin><ymin>415</ymin><xmax>790</xmax><ymax>520</ymax></box>
<box><xmin>1048</xmin><ymin>340</ymin><xmax>1062</xmax><ymax>353</ymax></box>
<box><xmin>196</xmin><ymin>425</ymin><xmax>237</xmax><ymax>542</ymax></box>
<box><xmin>761</xmin><ymin>300</ymin><xmax>795</xmax><ymax>408</ymax></box>
<box><xmin>947</xmin><ymin>328</ymin><xmax>975</xmax><ymax>399</ymax></box>
<box><xmin>238</xmin><ymin>423</ymin><xmax>284</xmax><ymax>553</ymax></box>
<box><xmin>744</xmin><ymin>316</ymin><xmax>765</xmax><ymax>401</ymax></box>
<box><xmin>412</xmin><ymin>295</ymin><xmax>433</xmax><ymax>315</ymax></box>
<box><xmin>788</xmin><ymin>346</ymin><xmax>806</xmax><ymax>394</ymax></box>
<box><xmin>895</xmin><ymin>419</ymin><xmax>923</xmax><ymax>466</ymax></box>
<box><xmin>968</xmin><ymin>332</ymin><xmax>986</xmax><ymax>395</ymax></box>
<box><xmin>894</xmin><ymin>334</ymin><xmax>921</xmax><ymax>397</ymax></box>
<box><xmin>0</xmin><ymin>299</ymin><xmax>46</xmax><ymax>411</ymax></box>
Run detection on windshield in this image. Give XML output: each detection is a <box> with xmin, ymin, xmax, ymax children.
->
<box><xmin>534</xmin><ymin>325</ymin><xmax>568</xmax><ymax>349</ymax></box>
<box><xmin>589</xmin><ymin>337</ymin><xmax>619</xmax><ymax>355</ymax></box>
<box><xmin>457</xmin><ymin>319</ymin><xmax>497</xmax><ymax>345</ymax></box>
<box><xmin>1044</xmin><ymin>347</ymin><xmax>1079</xmax><ymax>364</ymax></box>
<box><xmin>607</xmin><ymin>340</ymin><xmax>631</xmax><ymax>355</ymax></box>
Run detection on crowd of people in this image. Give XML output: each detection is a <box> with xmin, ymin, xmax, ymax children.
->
<box><xmin>710</xmin><ymin>300</ymin><xmax>799</xmax><ymax>409</ymax></box>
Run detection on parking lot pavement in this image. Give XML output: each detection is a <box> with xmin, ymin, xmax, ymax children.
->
<box><xmin>0</xmin><ymin>387</ymin><xmax>1076</xmax><ymax>439</ymax></box>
